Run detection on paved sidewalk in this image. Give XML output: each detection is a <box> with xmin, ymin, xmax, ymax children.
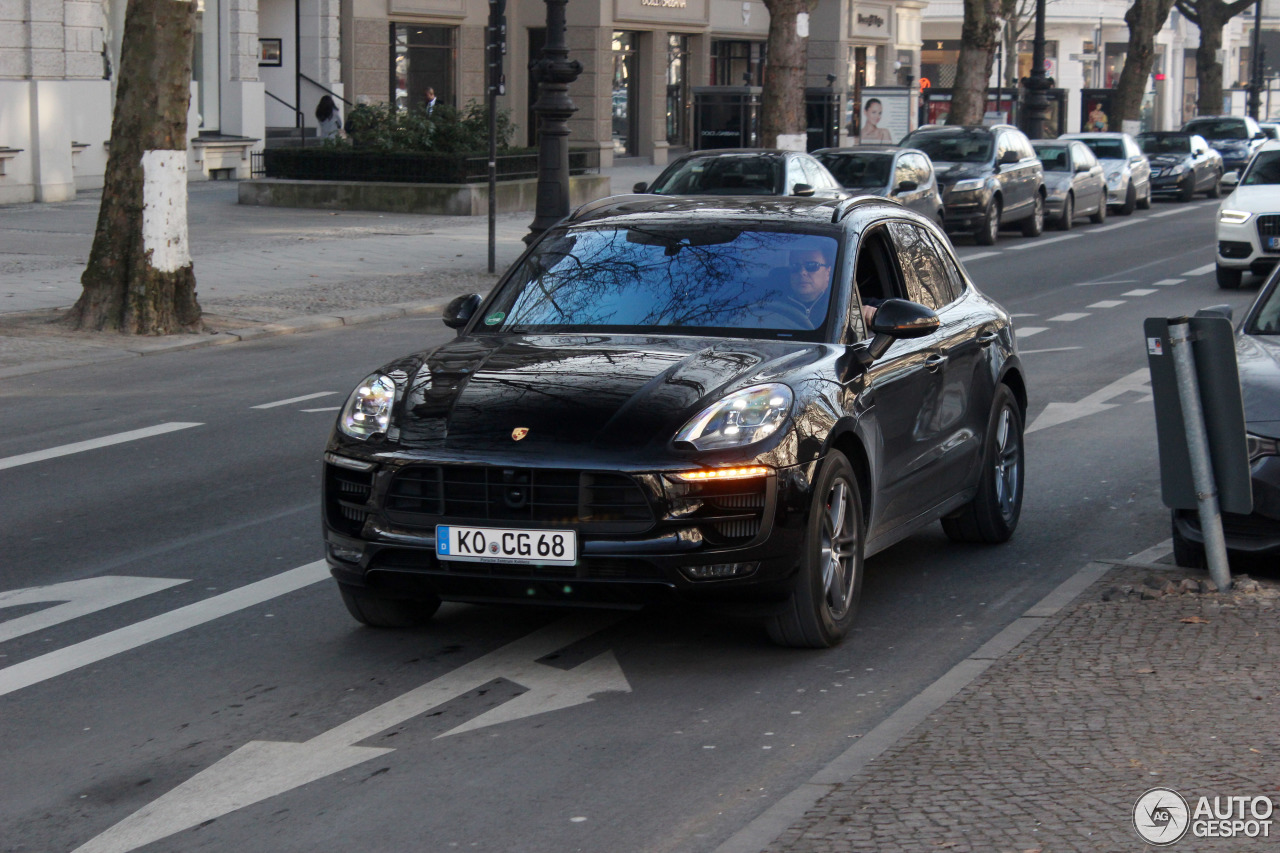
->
<box><xmin>744</xmin><ymin>555</ymin><xmax>1280</xmax><ymax>853</ymax></box>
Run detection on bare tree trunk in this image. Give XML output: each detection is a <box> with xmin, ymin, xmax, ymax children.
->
<box><xmin>761</xmin><ymin>0</ymin><xmax>819</xmax><ymax>149</ymax></box>
<box><xmin>1176</xmin><ymin>0</ymin><xmax>1257</xmax><ymax>117</ymax></box>
<box><xmin>1111</xmin><ymin>0</ymin><xmax>1178</xmax><ymax>130</ymax></box>
<box><xmin>951</xmin><ymin>0</ymin><xmax>1001</xmax><ymax>126</ymax></box>
<box><xmin>66</xmin><ymin>0</ymin><xmax>201</xmax><ymax>334</ymax></box>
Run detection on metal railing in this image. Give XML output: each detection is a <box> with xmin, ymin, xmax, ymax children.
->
<box><xmin>260</xmin><ymin>147</ymin><xmax>600</xmax><ymax>184</ymax></box>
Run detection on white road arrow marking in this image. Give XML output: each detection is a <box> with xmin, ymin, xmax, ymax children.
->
<box><xmin>71</xmin><ymin>613</ymin><xmax>630</xmax><ymax>853</ymax></box>
<box><xmin>1027</xmin><ymin>368</ymin><xmax>1151</xmax><ymax>434</ymax></box>
<box><xmin>0</xmin><ymin>577</ymin><xmax>187</xmax><ymax>644</ymax></box>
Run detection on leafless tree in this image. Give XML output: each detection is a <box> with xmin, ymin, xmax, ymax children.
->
<box><xmin>950</xmin><ymin>0</ymin><xmax>1002</xmax><ymax>126</ymax></box>
<box><xmin>1176</xmin><ymin>0</ymin><xmax>1258</xmax><ymax>117</ymax></box>
<box><xmin>761</xmin><ymin>0</ymin><xmax>821</xmax><ymax>149</ymax></box>
<box><xmin>1111</xmin><ymin>0</ymin><xmax>1179</xmax><ymax>130</ymax></box>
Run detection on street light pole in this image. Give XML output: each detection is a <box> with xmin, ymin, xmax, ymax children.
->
<box><xmin>1025</xmin><ymin>0</ymin><xmax>1050</xmax><ymax>138</ymax></box>
<box><xmin>1249</xmin><ymin>0</ymin><xmax>1264</xmax><ymax>121</ymax></box>
<box><xmin>525</xmin><ymin>0</ymin><xmax>583</xmax><ymax>246</ymax></box>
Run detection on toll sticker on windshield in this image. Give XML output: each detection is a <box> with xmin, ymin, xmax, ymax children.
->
<box><xmin>485</xmin><ymin>312</ymin><xmax>505</xmax><ymax>326</ymax></box>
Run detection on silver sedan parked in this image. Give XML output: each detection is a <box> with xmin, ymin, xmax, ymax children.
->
<box><xmin>813</xmin><ymin>146</ymin><xmax>946</xmax><ymax>225</ymax></box>
<box><xmin>1059</xmin><ymin>131</ymin><xmax>1153</xmax><ymax>214</ymax></box>
<box><xmin>1031</xmin><ymin>139</ymin><xmax>1107</xmax><ymax>230</ymax></box>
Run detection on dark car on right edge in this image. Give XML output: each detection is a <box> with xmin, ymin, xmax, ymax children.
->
<box><xmin>1136</xmin><ymin>131</ymin><xmax>1224</xmax><ymax>201</ymax></box>
<box><xmin>1182</xmin><ymin>115</ymin><xmax>1267</xmax><ymax>179</ymax></box>
<box><xmin>900</xmin><ymin>124</ymin><xmax>1046</xmax><ymax>246</ymax></box>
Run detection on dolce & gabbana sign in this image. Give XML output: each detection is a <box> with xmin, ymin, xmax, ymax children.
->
<box><xmin>849</xmin><ymin>2</ymin><xmax>892</xmax><ymax>40</ymax></box>
<box><xmin>615</xmin><ymin>0</ymin><xmax>707</xmax><ymax>25</ymax></box>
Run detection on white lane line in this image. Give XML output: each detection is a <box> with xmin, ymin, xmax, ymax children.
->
<box><xmin>1153</xmin><ymin>278</ymin><xmax>1185</xmax><ymax>286</ymax></box>
<box><xmin>1009</xmin><ymin>233</ymin><xmax>1080</xmax><ymax>250</ymax></box>
<box><xmin>1049</xmin><ymin>313</ymin><xmax>1090</xmax><ymax>322</ymax></box>
<box><xmin>0</xmin><ymin>561</ymin><xmax>328</xmax><ymax>698</ymax></box>
<box><xmin>1088</xmin><ymin>300</ymin><xmax>1126</xmax><ymax>308</ymax></box>
<box><xmin>0</xmin><ymin>423</ymin><xmax>203</xmax><ymax>472</ymax></box>
<box><xmin>1016</xmin><ymin>327</ymin><xmax>1048</xmax><ymax>339</ymax></box>
<box><xmin>1150</xmin><ymin>206</ymin><xmax>1203</xmax><ymax>218</ymax></box>
<box><xmin>957</xmin><ymin>251</ymin><xmax>1001</xmax><ymax>262</ymax></box>
<box><xmin>252</xmin><ymin>392</ymin><xmax>338</xmax><ymax>409</ymax></box>
<box><xmin>1074</xmin><ymin>279</ymin><xmax>1137</xmax><ymax>286</ymax></box>
<box><xmin>1182</xmin><ymin>263</ymin><xmax>1216</xmax><ymax>276</ymax></box>
<box><xmin>301</xmin><ymin>407</ymin><xmax>342</xmax><ymax>413</ymax></box>
<box><xmin>1019</xmin><ymin>346</ymin><xmax>1083</xmax><ymax>355</ymax></box>
<box><xmin>0</xmin><ymin>577</ymin><xmax>188</xmax><ymax>644</ymax></box>
<box><xmin>1124</xmin><ymin>288</ymin><xmax>1157</xmax><ymax>296</ymax></box>
<box><xmin>1089</xmin><ymin>220</ymin><xmax>1139</xmax><ymax>233</ymax></box>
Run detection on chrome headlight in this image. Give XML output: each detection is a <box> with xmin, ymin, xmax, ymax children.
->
<box><xmin>675</xmin><ymin>384</ymin><xmax>793</xmax><ymax>451</ymax></box>
<box><xmin>1219</xmin><ymin>209</ymin><xmax>1252</xmax><ymax>224</ymax></box>
<box><xmin>1106</xmin><ymin>170</ymin><xmax>1123</xmax><ymax>186</ymax></box>
<box><xmin>951</xmin><ymin>178</ymin><xmax>985</xmax><ymax>192</ymax></box>
<box><xmin>1170</xmin><ymin>164</ymin><xmax>1188</xmax><ymax>176</ymax></box>
<box><xmin>339</xmin><ymin>373</ymin><xmax>398</xmax><ymax>439</ymax></box>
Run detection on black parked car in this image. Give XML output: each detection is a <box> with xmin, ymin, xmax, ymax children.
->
<box><xmin>1182</xmin><ymin>115</ymin><xmax>1267</xmax><ymax>179</ymax></box>
<box><xmin>633</xmin><ymin>149</ymin><xmax>846</xmax><ymax>199</ymax></box>
<box><xmin>323</xmin><ymin>196</ymin><xmax>1027</xmax><ymax>648</ymax></box>
<box><xmin>1137</xmin><ymin>132</ymin><xmax>1223</xmax><ymax>201</ymax></box>
<box><xmin>899</xmin><ymin>124</ymin><xmax>1046</xmax><ymax>245</ymax></box>
<box><xmin>813</xmin><ymin>146</ymin><xmax>946</xmax><ymax>224</ymax></box>
<box><xmin>1172</xmin><ymin>276</ymin><xmax>1280</xmax><ymax>567</ymax></box>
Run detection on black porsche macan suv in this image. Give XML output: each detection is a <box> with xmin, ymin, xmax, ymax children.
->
<box><xmin>323</xmin><ymin>195</ymin><xmax>1028</xmax><ymax>647</ymax></box>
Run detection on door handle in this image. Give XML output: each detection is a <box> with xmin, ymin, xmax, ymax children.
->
<box><xmin>977</xmin><ymin>332</ymin><xmax>998</xmax><ymax>347</ymax></box>
<box><xmin>924</xmin><ymin>354</ymin><xmax>948</xmax><ymax>372</ymax></box>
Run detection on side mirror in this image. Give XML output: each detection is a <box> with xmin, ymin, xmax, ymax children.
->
<box><xmin>894</xmin><ymin>180</ymin><xmax>919</xmax><ymax>194</ymax></box>
<box><xmin>442</xmin><ymin>293</ymin><xmax>483</xmax><ymax>330</ymax></box>
<box><xmin>999</xmin><ymin>150</ymin><xmax>1019</xmax><ymax>166</ymax></box>
<box><xmin>860</xmin><ymin>299</ymin><xmax>941</xmax><ymax>362</ymax></box>
<box><xmin>633</xmin><ymin>181</ymin><xmax>649</xmax><ymax>193</ymax></box>
<box><xmin>1255</xmin><ymin>132</ymin><xmax>1266</xmax><ymax>140</ymax></box>
<box><xmin>1221</xmin><ymin>171</ymin><xmax>1240</xmax><ymax>188</ymax></box>
<box><xmin>791</xmin><ymin>182</ymin><xmax>816</xmax><ymax>197</ymax></box>
<box><xmin>1075</xmin><ymin>161</ymin><xmax>1091</xmax><ymax>173</ymax></box>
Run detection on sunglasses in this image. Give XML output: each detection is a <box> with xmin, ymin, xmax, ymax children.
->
<box><xmin>789</xmin><ymin>261</ymin><xmax>830</xmax><ymax>274</ymax></box>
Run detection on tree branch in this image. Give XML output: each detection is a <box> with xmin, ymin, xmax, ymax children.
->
<box><xmin>1174</xmin><ymin>0</ymin><xmax>1200</xmax><ymax>26</ymax></box>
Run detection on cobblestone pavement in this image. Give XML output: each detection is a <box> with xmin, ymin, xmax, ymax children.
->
<box><xmin>760</xmin><ymin>561</ymin><xmax>1280</xmax><ymax>853</ymax></box>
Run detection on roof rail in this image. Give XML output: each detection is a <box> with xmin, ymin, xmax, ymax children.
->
<box><xmin>830</xmin><ymin>194</ymin><xmax>893</xmax><ymax>223</ymax></box>
<box><xmin>566</xmin><ymin>193</ymin><xmax>652</xmax><ymax>222</ymax></box>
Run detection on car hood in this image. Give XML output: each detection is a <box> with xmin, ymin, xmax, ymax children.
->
<box><xmin>932</xmin><ymin>162</ymin><xmax>990</xmax><ymax>184</ymax></box>
<box><xmin>1237</xmin><ymin>332</ymin><xmax>1280</xmax><ymax>437</ymax></box>
<box><xmin>1041</xmin><ymin>172</ymin><xmax>1074</xmax><ymax>192</ymax></box>
<box><xmin>1147</xmin><ymin>153</ymin><xmax>1190</xmax><ymax>168</ymax></box>
<box><xmin>1221</xmin><ymin>184</ymin><xmax>1280</xmax><ymax>213</ymax></box>
<box><xmin>390</xmin><ymin>334</ymin><xmax>829</xmax><ymax>455</ymax></box>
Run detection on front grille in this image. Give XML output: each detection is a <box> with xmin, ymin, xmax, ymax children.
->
<box><xmin>372</xmin><ymin>548</ymin><xmax>665</xmax><ymax>580</ymax></box>
<box><xmin>326</xmin><ymin>465</ymin><xmax>374</xmax><ymax>536</ymax></box>
<box><xmin>1257</xmin><ymin>215</ymin><xmax>1280</xmax><ymax>239</ymax></box>
<box><xmin>386</xmin><ymin>465</ymin><xmax>653</xmax><ymax>528</ymax></box>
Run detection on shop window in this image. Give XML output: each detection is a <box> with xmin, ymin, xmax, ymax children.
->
<box><xmin>711</xmin><ymin>40</ymin><xmax>766</xmax><ymax>86</ymax></box>
<box><xmin>392</xmin><ymin>25</ymin><xmax>456</xmax><ymax>112</ymax></box>
<box><xmin>667</xmin><ymin>34</ymin><xmax>690</xmax><ymax>147</ymax></box>
<box><xmin>613</xmin><ymin>31</ymin><xmax>638</xmax><ymax>156</ymax></box>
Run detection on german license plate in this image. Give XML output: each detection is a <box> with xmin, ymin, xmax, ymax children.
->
<box><xmin>435</xmin><ymin>525</ymin><xmax>577</xmax><ymax>565</ymax></box>
<box><xmin>1267</xmin><ymin>237</ymin><xmax>1280</xmax><ymax>251</ymax></box>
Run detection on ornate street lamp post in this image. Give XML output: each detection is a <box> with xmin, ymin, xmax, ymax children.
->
<box><xmin>525</xmin><ymin>0</ymin><xmax>583</xmax><ymax>245</ymax></box>
<box><xmin>1024</xmin><ymin>0</ymin><xmax>1050</xmax><ymax>139</ymax></box>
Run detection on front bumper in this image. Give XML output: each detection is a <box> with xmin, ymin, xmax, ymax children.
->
<box><xmin>1216</xmin><ymin>215</ymin><xmax>1280</xmax><ymax>271</ymax></box>
<box><xmin>1150</xmin><ymin>172</ymin><xmax>1191</xmax><ymax>195</ymax></box>
<box><xmin>939</xmin><ymin>187</ymin><xmax>991</xmax><ymax>231</ymax></box>
<box><xmin>1173</xmin><ymin>456</ymin><xmax>1280</xmax><ymax>557</ymax></box>
<box><xmin>322</xmin><ymin>451</ymin><xmax>819</xmax><ymax>610</ymax></box>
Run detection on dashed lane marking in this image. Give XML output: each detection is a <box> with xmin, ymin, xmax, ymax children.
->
<box><xmin>1009</xmin><ymin>233</ymin><xmax>1080</xmax><ymax>250</ymax></box>
<box><xmin>1124</xmin><ymin>289</ymin><xmax>1157</xmax><ymax>296</ymax></box>
<box><xmin>251</xmin><ymin>392</ymin><xmax>338</xmax><ymax>409</ymax></box>
<box><xmin>1088</xmin><ymin>300</ymin><xmax>1126</xmax><ymax>308</ymax></box>
<box><xmin>1019</xmin><ymin>346</ymin><xmax>1083</xmax><ymax>355</ymax></box>
<box><xmin>1049</xmin><ymin>312</ymin><xmax>1090</xmax><ymax>322</ymax></box>
<box><xmin>301</xmin><ymin>407</ymin><xmax>342</xmax><ymax>413</ymax></box>
<box><xmin>1016</xmin><ymin>327</ymin><xmax>1048</xmax><ymax>339</ymax></box>
<box><xmin>956</xmin><ymin>251</ymin><xmax>1000</xmax><ymax>262</ymax></box>
<box><xmin>1089</xmin><ymin>220</ymin><xmax>1139</xmax><ymax>233</ymax></box>
<box><xmin>1153</xmin><ymin>278</ymin><xmax>1185</xmax><ymax>286</ymax></box>
<box><xmin>0</xmin><ymin>423</ymin><xmax>203</xmax><ymax>472</ymax></box>
<box><xmin>1182</xmin><ymin>263</ymin><xmax>1215</xmax><ymax>276</ymax></box>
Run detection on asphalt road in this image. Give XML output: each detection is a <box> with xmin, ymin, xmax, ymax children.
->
<box><xmin>0</xmin><ymin>195</ymin><xmax>1263</xmax><ymax>853</ymax></box>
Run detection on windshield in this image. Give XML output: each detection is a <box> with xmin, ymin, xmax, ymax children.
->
<box><xmin>648</xmin><ymin>156</ymin><xmax>782</xmax><ymax>195</ymax></box>
<box><xmin>1241</xmin><ymin>150</ymin><xmax>1280</xmax><ymax>185</ymax></box>
<box><xmin>1183</xmin><ymin>119</ymin><xmax>1248</xmax><ymax>140</ymax></box>
<box><xmin>1138</xmin><ymin>135</ymin><xmax>1190</xmax><ymax>155</ymax></box>
<box><xmin>1077</xmin><ymin>138</ymin><xmax>1125</xmax><ymax>159</ymax></box>
<box><xmin>481</xmin><ymin>226</ymin><xmax>841</xmax><ymax>337</ymax></box>
<box><xmin>1248</xmin><ymin>277</ymin><xmax>1280</xmax><ymax>334</ymax></box>
<box><xmin>1034</xmin><ymin>145</ymin><xmax>1071</xmax><ymax>171</ymax></box>
<box><xmin>901</xmin><ymin>132</ymin><xmax>993</xmax><ymax>163</ymax></box>
<box><xmin>816</xmin><ymin>153</ymin><xmax>892</xmax><ymax>188</ymax></box>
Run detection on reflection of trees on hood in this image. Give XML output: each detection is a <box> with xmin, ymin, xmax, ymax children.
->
<box><xmin>505</xmin><ymin>229</ymin><xmax>815</xmax><ymax>329</ymax></box>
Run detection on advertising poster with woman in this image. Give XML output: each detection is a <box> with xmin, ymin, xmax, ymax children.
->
<box><xmin>849</xmin><ymin>89</ymin><xmax>910</xmax><ymax>145</ymax></box>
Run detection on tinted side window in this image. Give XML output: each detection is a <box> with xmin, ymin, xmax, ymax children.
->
<box><xmin>887</xmin><ymin>221</ymin><xmax>954</xmax><ymax>310</ymax></box>
<box><xmin>924</xmin><ymin>229</ymin><xmax>966</xmax><ymax>299</ymax></box>
<box><xmin>786</xmin><ymin>158</ymin><xmax>806</xmax><ymax>191</ymax></box>
<box><xmin>995</xmin><ymin>132</ymin><xmax>1013</xmax><ymax>163</ymax></box>
<box><xmin>1075</xmin><ymin>144</ymin><xmax>1098</xmax><ymax>168</ymax></box>
<box><xmin>1017</xmin><ymin>134</ymin><xmax>1037</xmax><ymax>161</ymax></box>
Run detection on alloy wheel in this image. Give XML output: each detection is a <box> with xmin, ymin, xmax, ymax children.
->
<box><xmin>992</xmin><ymin>406</ymin><xmax>1021</xmax><ymax>524</ymax></box>
<box><xmin>820</xmin><ymin>479</ymin><xmax>859</xmax><ymax>620</ymax></box>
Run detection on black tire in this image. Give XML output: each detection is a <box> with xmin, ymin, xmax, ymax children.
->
<box><xmin>339</xmin><ymin>584</ymin><xmax>441</xmax><ymax>628</ymax></box>
<box><xmin>1119</xmin><ymin>182</ymin><xmax>1137</xmax><ymax>215</ymax></box>
<box><xmin>766</xmin><ymin>451</ymin><xmax>865</xmax><ymax>649</ymax></box>
<box><xmin>1171</xmin><ymin>516</ymin><xmax>1206</xmax><ymax>569</ymax></box>
<box><xmin>1216</xmin><ymin>264</ymin><xmax>1243</xmax><ymax>289</ymax></box>
<box><xmin>1089</xmin><ymin>192</ymin><xmax>1107</xmax><ymax>224</ymax></box>
<box><xmin>1058</xmin><ymin>194</ymin><xmax>1073</xmax><ymax>230</ymax></box>
<box><xmin>975</xmin><ymin>199</ymin><xmax>1000</xmax><ymax>245</ymax></box>
<box><xmin>1206</xmin><ymin>170</ymin><xmax>1222</xmax><ymax>198</ymax></box>
<box><xmin>1180</xmin><ymin>175</ymin><xmax>1196</xmax><ymax>202</ymax></box>
<box><xmin>941</xmin><ymin>385</ymin><xmax>1024</xmax><ymax>544</ymax></box>
<box><xmin>1137</xmin><ymin>183</ymin><xmax>1153</xmax><ymax>209</ymax></box>
<box><xmin>1020</xmin><ymin>193</ymin><xmax>1044</xmax><ymax>237</ymax></box>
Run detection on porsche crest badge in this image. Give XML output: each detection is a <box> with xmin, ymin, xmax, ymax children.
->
<box><xmin>511</xmin><ymin>427</ymin><xmax>529</xmax><ymax>441</ymax></box>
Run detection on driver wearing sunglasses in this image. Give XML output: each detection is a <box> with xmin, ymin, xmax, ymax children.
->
<box><xmin>785</xmin><ymin>247</ymin><xmax>835</xmax><ymax>327</ymax></box>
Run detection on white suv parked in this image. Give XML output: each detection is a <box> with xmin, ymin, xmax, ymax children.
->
<box><xmin>1216</xmin><ymin>139</ymin><xmax>1280</xmax><ymax>288</ymax></box>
